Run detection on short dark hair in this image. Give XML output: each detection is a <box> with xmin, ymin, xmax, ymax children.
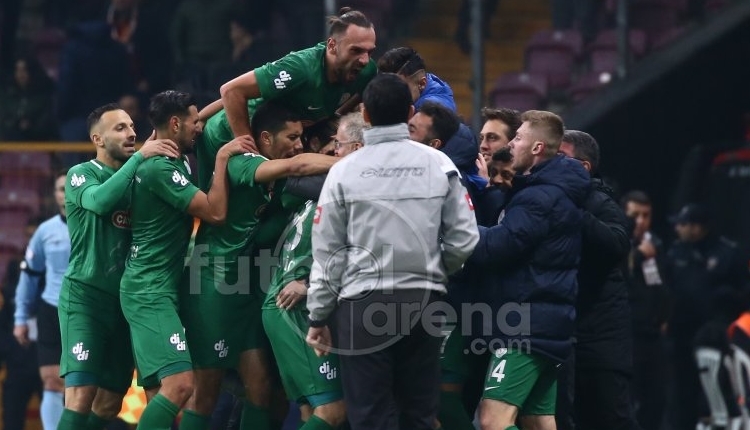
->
<box><xmin>620</xmin><ymin>190</ymin><xmax>651</xmax><ymax>208</ymax></box>
<box><xmin>520</xmin><ymin>110</ymin><xmax>564</xmax><ymax>156</ymax></box>
<box><xmin>417</xmin><ymin>101</ymin><xmax>460</xmax><ymax>144</ymax></box>
<box><xmin>562</xmin><ymin>130</ymin><xmax>601</xmax><ymax>174</ymax></box>
<box><xmin>148</xmin><ymin>90</ymin><xmax>196</xmax><ymax>129</ymax></box>
<box><xmin>481</xmin><ymin>107</ymin><xmax>522</xmax><ymax>141</ymax></box>
<box><xmin>377</xmin><ymin>47</ymin><xmax>426</xmax><ymax>76</ymax></box>
<box><xmin>327</xmin><ymin>8</ymin><xmax>372</xmax><ymax>37</ymax></box>
<box><xmin>86</xmin><ymin>103</ymin><xmax>121</xmax><ymax>134</ymax></box>
<box><xmin>492</xmin><ymin>146</ymin><xmax>513</xmax><ymax>163</ymax></box>
<box><xmin>251</xmin><ymin>101</ymin><xmax>302</xmax><ymax>141</ymax></box>
<box><xmin>362</xmin><ymin>73</ymin><xmax>412</xmax><ymax>126</ymax></box>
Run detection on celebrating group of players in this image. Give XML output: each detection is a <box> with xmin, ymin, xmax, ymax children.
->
<box><xmin>56</xmin><ymin>8</ymin><xmax>380</xmax><ymax>430</ymax></box>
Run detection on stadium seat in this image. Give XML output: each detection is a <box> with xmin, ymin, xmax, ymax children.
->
<box><xmin>0</xmin><ymin>151</ymin><xmax>52</xmax><ymax>174</ymax></box>
<box><xmin>0</xmin><ymin>152</ymin><xmax>52</xmax><ymax>192</ymax></box>
<box><xmin>0</xmin><ymin>188</ymin><xmax>41</xmax><ymax>217</ymax></box>
<box><xmin>0</xmin><ymin>230</ymin><xmax>28</xmax><ymax>255</ymax></box>
<box><xmin>630</xmin><ymin>0</ymin><xmax>680</xmax><ymax>42</ymax></box>
<box><xmin>588</xmin><ymin>29</ymin><xmax>649</xmax><ymax>74</ymax></box>
<box><xmin>0</xmin><ymin>210</ymin><xmax>31</xmax><ymax>229</ymax></box>
<box><xmin>0</xmin><ymin>171</ymin><xmax>49</xmax><ymax>192</ymax></box>
<box><xmin>524</xmin><ymin>29</ymin><xmax>583</xmax><ymax>90</ymax></box>
<box><xmin>568</xmin><ymin>71</ymin><xmax>614</xmax><ymax>103</ymax></box>
<box><xmin>488</xmin><ymin>72</ymin><xmax>548</xmax><ymax>112</ymax></box>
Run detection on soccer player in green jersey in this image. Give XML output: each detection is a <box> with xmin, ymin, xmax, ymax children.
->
<box><xmin>196</xmin><ymin>8</ymin><xmax>377</xmax><ymax>190</ymax></box>
<box><xmin>260</xmin><ymin>111</ymin><xmax>366</xmax><ymax>430</ymax></box>
<box><xmin>119</xmin><ymin>90</ymin><xmax>254</xmax><ymax>430</ymax></box>
<box><xmin>179</xmin><ymin>101</ymin><xmax>337</xmax><ymax>430</ymax></box>
<box><xmin>57</xmin><ymin>103</ymin><xmax>180</xmax><ymax>430</ymax></box>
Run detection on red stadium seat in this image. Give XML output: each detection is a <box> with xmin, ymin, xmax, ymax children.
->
<box><xmin>568</xmin><ymin>71</ymin><xmax>614</xmax><ymax>103</ymax></box>
<box><xmin>0</xmin><ymin>188</ymin><xmax>41</xmax><ymax>217</ymax></box>
<box><xmin>0</xmin><ymin>230</ymin><xmax>28</xmax><ymax>254</ymax></box>
<box><xmin>525</xmin><ymin>29</ymin><xmax>583</xmax><ymax>90</ymax></box>
<box><xmin>0</xmin><ymin>210</ymin><xmax>31</xmax><ymax>229</ymax></box>
<box><xmin>0</xmin><ymin>151</ymin><xmax>52</xmax><ymax>174</ymax></box>
<box><xmin>587</xmin><ymin>29</ymin><xmax>649</xmax><ymax>75</ymax></box>
<box><xmin>488</xmin><ymin>72</ymin><xmax>548</xmax><ymax>112</ymax></box>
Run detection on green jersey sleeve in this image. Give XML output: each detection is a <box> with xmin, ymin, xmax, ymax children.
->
<box><xmin>141</xmin><ymin>157</ymin><xmax>200</xmax><ymax>212</ymax></box>
<box><xmin>227</xmin><ymin>153</ymin><xmax>268</xmax><ymax>188</ymax></box>
<box><xmin>254</xmin><ymin>51</ymin><xmax>314</xmax><ymax>100</ymax></box>
<box><xmin>67</xmin><ymin>153</ymin><xmax>144</xmax><ymax>215</ymax></box>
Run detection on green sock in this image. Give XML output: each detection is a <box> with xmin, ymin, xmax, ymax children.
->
<box><xmin>240</xmin><ymin>399</ymin><xmax>270</xmax><ymax>430</ymax></box>
<box><xmin>300</xmin><ymin>414</ymin><xmax>335</xmax><ymax>430</ymax></box>
<box><xmin>179</xmin><ymin>409</ymin><xmax>211</xmax><ymax>430</ymax></box>
<box><xmin>136</xmin><ymin>393</ymin><xmax>179</xmax><ymax>430</ymax></box>
<box><xmin>438</xmin><ymin>391</ymin><xmax>476</xmax><ymax>430</ymax></box>
<box><xmin>505</xmin><ymin>427</ymin><xmax>520</xmax><ymax>430</ymax></box>
<box><xmin>58</xmin><ymin>408</ymin><xmax>89</xmax><ymax>430</ymax></box>
<box><xmin>87</xmin><ymin>412</ymin><xmax>111</xmax><ymax>430</ymax></box>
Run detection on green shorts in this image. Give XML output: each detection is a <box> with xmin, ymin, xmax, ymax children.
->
<box><xmin>440</xmin><ymin>323</ymin><xmax>470</xmax><ymax>383</ymax></box>
<box><xmin>180</xmin><ymin>265</ymin><xmax>267</xmax><ymax>369</ymax></box>
<box><xmin>262</xmin><ymin>307</ymin><xmax>342</xmax><ymax>407</ymax></box>
<box><xmin>120</xmin><ymin>289</ymin><xmax>192</xmax><ymax>387</ymax></box>
<box><xmin>482</xmin><ymin>348</ymin><xmax>558</xmax><ymax>416</ymax></box>
<box><xmin>58</xmin><ymin>278</ymin><xmax>134</xmax><ymax>394</ymax></box>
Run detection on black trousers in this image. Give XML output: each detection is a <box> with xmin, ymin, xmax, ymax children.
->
<box><xmin>1</xmin><ymin>335</ymin><xmax>42</xmax><ymax>430</ymax></box>
<box><xmin>335</xmin><ymin>290</ymin><xmax>443</xmax><ymax>430</ymax></box>
<box><xmin>576</xmin><ymin>368</ymin><xmax>641</xmax><ymax>430</ymax></box>
<box><xmin>632</xmin><ymin>336</ymin><xmax>667</xmax><ymax>430</ymax></box>
<box><xmin>558</xmin><ymin>350</ymin><xmax>642</xmax><ymax>430</ymax></box>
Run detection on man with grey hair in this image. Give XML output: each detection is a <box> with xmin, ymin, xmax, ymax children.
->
<box><xmin>333</xmin><ymin>111</ymin><xmax>367</xmax><ymax>157</ymax></box>
<box><xmin>559</xmin><ymin>130</ymin><xmax>637</xmax><ymax>430</ymax></box>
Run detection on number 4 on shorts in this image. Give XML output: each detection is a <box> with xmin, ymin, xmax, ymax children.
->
<box><xmin>491</xmin><ymin>348</ymin><xmax>508</xmax><ymax>383</ymax></box>
<box><xmin>491</xmin><ymin>360</ymin><xmax>506</xmax><ymax>383</ymax></box>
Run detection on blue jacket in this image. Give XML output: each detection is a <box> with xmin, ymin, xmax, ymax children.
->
<box><xmin>470</xmin><ymin>155</ymin><xmax>590</xmax><ymax>362</ymax></box>
<box><xmin>14</xmin><ymin>214</ymin><xmax>70</xmax><ymax>325</ymax></box>
<box><xmin>415</xmin><ymin>73</ymin><xmax>457</xmax><ymax>113</ymax></box>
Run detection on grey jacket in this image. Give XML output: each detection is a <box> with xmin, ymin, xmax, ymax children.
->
<box><xmin>307</xmin><ymin>123</ymin><xmax>479</xmax><ymax>322</ymax></box>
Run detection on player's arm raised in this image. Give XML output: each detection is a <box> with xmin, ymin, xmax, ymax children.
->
<box><xmin>220</xmin><ymin>71</ymin><xmax>262</xmax><ymax>138</ymax></box>
<box><xmin>187</xmin><ymin>135</ymin><xmax>255</xmax><ymax>224</ymax></box>
<box><xmin>253</xmin><ymin>153</ymin><xmax>338</xmax><ymax>184</ymax></box>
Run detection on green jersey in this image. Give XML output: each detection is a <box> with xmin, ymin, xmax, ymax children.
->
<box><xmin>64</xmin><ymin>155</ymin><xmax>143</xmax><ymax>295</ymax></box>
<box><xmin>121</xmin><ymin>155</ymin><xmax>199</xmax><ymax>295</ymax></box>
<box><xmin>262</xmin><ymin>200</ymin><xmax>315</xmax><ymax>310</ymax></box>
<box><xmin>193</xmin><ymin>152</ymin><xmax>306</xmax><ymax>283</ymax></box>
<box><xmin>192</xmin><ymin>153</ymin><xmax>274</xmax><ymax>286</ymax></box>
<box><xmin>198</xmin><ymin>42</ymin><xmax>377</xmax><ymax>189</ymax></box>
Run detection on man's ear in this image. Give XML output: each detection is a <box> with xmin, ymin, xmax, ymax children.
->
<box><xmin>429</xmin><ymin>139</ymin><xmax>443</xmax><ymax>150</ymax></box>
<box><xmin>327</xmin><ymin>37</ymin><xmax>336</xmax><ymax>54</ymax></box>
<box><xmin>531</xmin><ymin>140</ymin><xmax>544</xmax><ymax>155</ymax></box>
<box><xmin>91</xmin><ymin>132</ymin><xmax>103</xmax><ymax>147</ymax></box>
<box><xmin>581</xmin><ymin>160</ymin><xmax>592</xmax><ymax>172</ymax></box>
<box><xmin>418</xmin><ymin>75</ymin><xmax>427</xmax><ymax>91</ymax></box>
<box><xmin>259</xmin><ymin>130</ymin><xmax>272</xmax><ymax>146</ymax></box>
<box><xmin>170</xmin><ymin>115</ymin><xmax>180</xmax><ymax>134</ymax></box>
